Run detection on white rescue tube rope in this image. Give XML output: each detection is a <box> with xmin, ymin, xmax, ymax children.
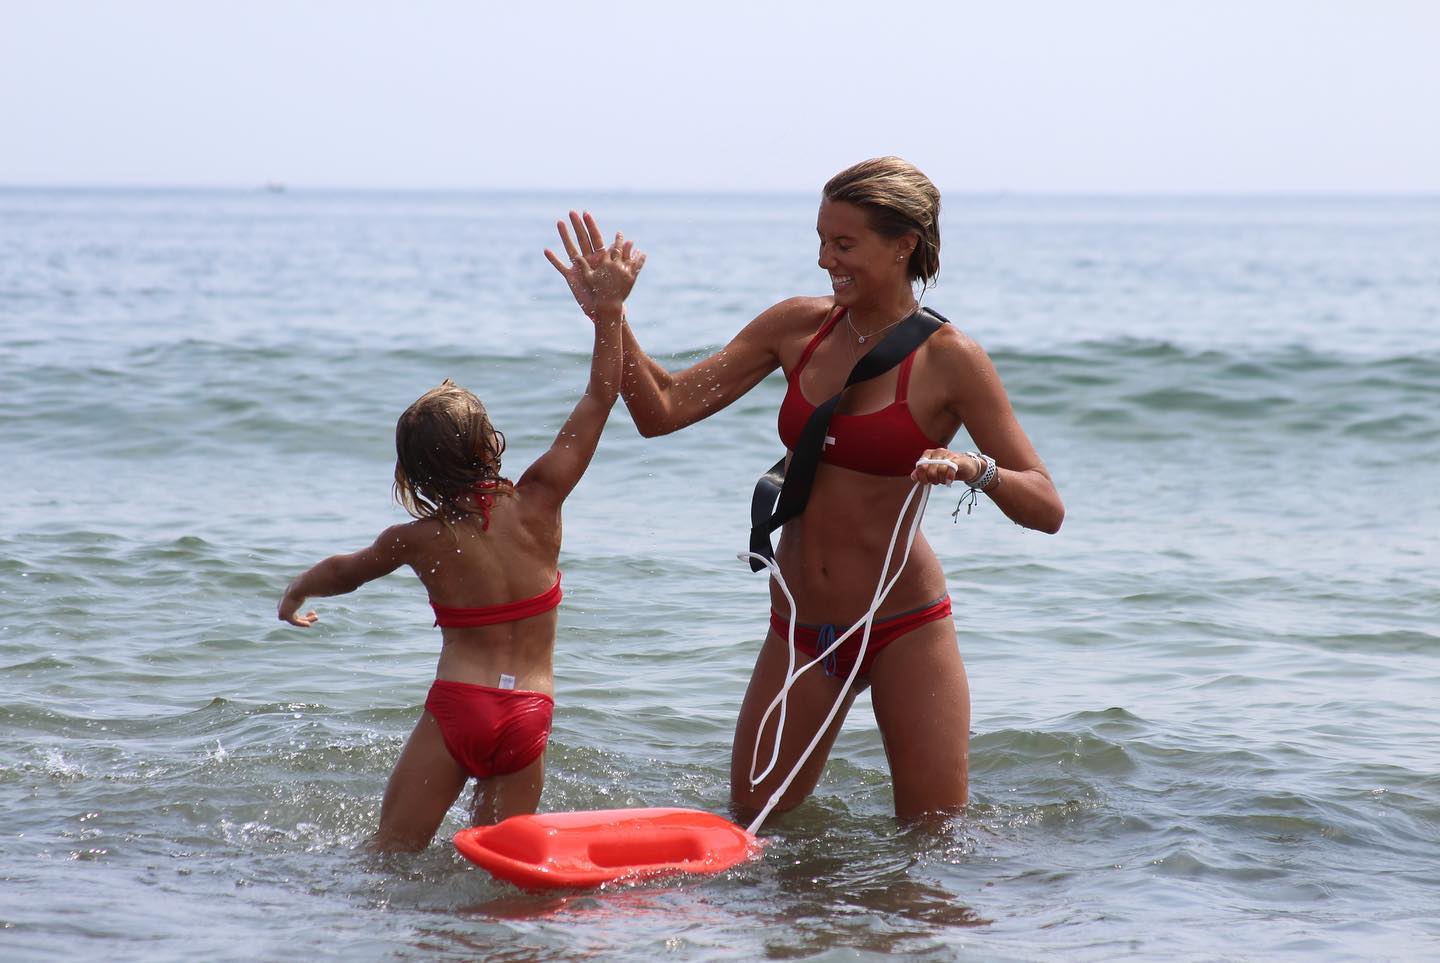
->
<box><xmin>737</xmin><ymin>463</ymin><xmax>941</xmax><ymax>836</ymax></box>
<box><xmin>742</xmin><ymin>483</ymin><xmax>927</xmax><ymax>787</ymax></box>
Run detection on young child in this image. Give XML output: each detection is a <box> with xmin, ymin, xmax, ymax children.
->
<box><xmin>278</xmin><ymin>223</ymin><xmax>643</xmax><ymax>852</ymax></box>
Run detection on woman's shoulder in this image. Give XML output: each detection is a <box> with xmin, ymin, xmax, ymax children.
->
<box><xmin>754</xmin><ymin>296</ymin><xmax>834</xmax><ymax>333</ymax></box>
<box><xmin>923</xmin><ymin>313</ymin><xmax>989</xmax><ymax>366</ymax></box>
<box><xmin>748</xmin><ymin>297</ymin><xmax>840</xmax><ymax>351</ymax></box>
<box><xmin>913</xmin><ymin>315</ymin><xmax>1004</xmax><ymax>406</ymax></box>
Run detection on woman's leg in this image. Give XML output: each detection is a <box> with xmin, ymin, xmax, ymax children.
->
<box><xmin>366</xmin><ymin>711</ymin><xmax>470</xmax><ymax>852</ymax></box>
<box><xmin>730</xmin><ymin>629</ymin><xmax>859</xmax><ymax>820</ymax></box>
<box><xmin>866</xmin><ymin>618</ymin><xmax>970</xmax><ymax>819</ymax></box>
<box><xmin>470</xmin><ymin>754</ymin><xmax>545</xmax><ymax>826</ymax></box>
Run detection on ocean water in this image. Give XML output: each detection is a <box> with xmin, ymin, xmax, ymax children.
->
<box><xmin>2</xmin><ymin>188</ymin><xmax>1438</xmax><ymax>961</ymax></box>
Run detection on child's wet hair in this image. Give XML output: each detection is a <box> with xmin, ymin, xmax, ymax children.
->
<box><xmin>393</xmin><ymin>379</ymin><xmax>510</xmax><ymax>521</ymax></box>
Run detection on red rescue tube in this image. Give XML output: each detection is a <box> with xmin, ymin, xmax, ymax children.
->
<box><xmin>454</xmin><ymin>807</ymin><xmax>761</xmax><ymax>889</ymax></box>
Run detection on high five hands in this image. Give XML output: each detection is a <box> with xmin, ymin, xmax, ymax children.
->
<box><xmin>545</xmin><ymin>210</ymin><xmax>645</xmax><ymax>319</ymax></box>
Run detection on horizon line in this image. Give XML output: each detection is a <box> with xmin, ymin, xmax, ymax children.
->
<box><xmin>3</xmin><ymin>182</ymin><xmax>1440</xmax><ymax>199</ymax></box>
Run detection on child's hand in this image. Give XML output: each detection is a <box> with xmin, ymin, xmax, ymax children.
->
<box><xmin>277</xmin><ymin>589</ymin><xmax>319</xmax><ymax>628</ymax></box>
<box><xmin>545</xmin><ymin>211</ymin><xmax>645</xmax><ymax>318</ymax></box>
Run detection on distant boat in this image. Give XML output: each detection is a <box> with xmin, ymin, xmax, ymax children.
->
<box><xmin>263</xmin><ymin>182</ymin><xmax>286</xmax><ymax>193</ymax></box>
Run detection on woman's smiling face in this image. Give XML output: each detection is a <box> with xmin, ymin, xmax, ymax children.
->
<box><xmin>816</xmin><ymin>199</ymin><xmax>913</xmax><ymax>310</ymax></box>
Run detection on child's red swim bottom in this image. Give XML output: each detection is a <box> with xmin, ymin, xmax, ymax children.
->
<box><xmin>769</xmin><ymin>595</ymin><xmax>953</xmax><ymax>680</ymax></box>
<box><xmin>424</xmin><ymin>679</ymin><xmax>554</xmax><ymax>779</ymax></box>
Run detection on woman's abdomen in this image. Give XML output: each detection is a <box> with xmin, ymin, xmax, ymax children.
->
<box><xmin>771</xmin><ymin>468</ymin><xmax>951</xmax><ymax>623</ymax></box>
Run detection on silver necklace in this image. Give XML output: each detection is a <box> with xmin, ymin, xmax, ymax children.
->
<box><xmin>846</xmin><ymin>302</ymin><xmax>917</xmax><ymax>344</ymax></box>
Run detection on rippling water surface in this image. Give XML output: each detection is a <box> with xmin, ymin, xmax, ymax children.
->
<box><xmin>2</xmin><ymin>189</ymin><xmax>1438</xmax><ymax>960</ymax></box>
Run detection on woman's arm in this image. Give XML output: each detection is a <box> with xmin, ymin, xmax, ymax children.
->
<box><xmin>277</xmin><ymin>525</ymin><xmax>413</xmax><ymax>626</ymax></box>
<box><xmin>618</xmin><ymin>300</ymin><xmax>796</xmax><ymax>437</ymax></box>
<box><xmin>546</xmin><ymin>210</ymin><xmax>796</xmax><ymax>438</ymax></box>
<box><xmin>521</xmin><ymin>230</ymin><xmax>643</xmax><ymax>507</ymax></box>
<box><xmin>911</xmin><ymin>333</ymin><xmax>1065</xmax><ymax>534</ymax></box>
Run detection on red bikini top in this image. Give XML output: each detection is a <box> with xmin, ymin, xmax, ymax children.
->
<box><xmin>469</xmin><ymin>478</ymin><xmax>513</xmax><ymax>531</ymax></box>
<box><xmin>777</xmin><ymin>309</ymin><xmax>941</xmax><ymax>476</ymax></box>
<box><xmin>431</xmin><ymin>572</ymin><xmax>563</xmax><ymax>628</ymax></box>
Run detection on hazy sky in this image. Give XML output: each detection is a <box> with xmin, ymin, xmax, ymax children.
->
<box><xmin>3</xmin><ymin>0</ymin><xmax>1437</xmax><ymax>192</ymax></box>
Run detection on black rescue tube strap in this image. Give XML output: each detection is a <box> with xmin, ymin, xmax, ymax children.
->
<box><xmin>747</xmin><ymin>307</ymin><xmax>949</xmax><ymax>571</ymax></box>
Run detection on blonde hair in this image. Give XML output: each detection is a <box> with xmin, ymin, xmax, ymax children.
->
<box><xmin>823</xmin><ymin>156</ymin><xmax>942</xmax><ymax>289</ymax></box>
<box><xmin>392</xmin><ymin>379</ymin><xmax>511</xmax><ymax>523</ymax></box>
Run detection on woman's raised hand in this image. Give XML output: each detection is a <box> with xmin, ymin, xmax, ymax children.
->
<box><xmin>545</xmin><ymin>210</ymin><xmax>645</xmax><ymax>318</ymax></box>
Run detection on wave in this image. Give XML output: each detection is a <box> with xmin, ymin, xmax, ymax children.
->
<box><xmin>987</xmin><ymin>338</ymin><xmax>1440</xmax><ymax>446</ymax></box>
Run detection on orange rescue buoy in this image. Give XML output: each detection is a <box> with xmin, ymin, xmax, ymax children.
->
<box><xmin>454</xmin><ymin>807</ymin><xmax>761</xmax><ymax>889</ymax></box>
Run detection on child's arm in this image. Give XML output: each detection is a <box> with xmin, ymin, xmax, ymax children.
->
<box><xmin>277</xmin><ymin>525</ymin><xmax>413</xmax><ymax>627</ymax></box>
<box><xmin>523</xmin><ymin>213</ymin><xmax>644</xmax><ymax>508</ymax></box>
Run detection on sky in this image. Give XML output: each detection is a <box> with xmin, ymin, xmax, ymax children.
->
<box><xmin>2</xmin><ymin>0</ymin><xmax>1438</xmax><ymax>193</ymax></box>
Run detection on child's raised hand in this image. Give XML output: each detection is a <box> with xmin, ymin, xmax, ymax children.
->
<box><xmin>277</xmin><ymin>589</ymin><xmax>319</xmax><ymax>628</ymax></box>
<box><xmin>545</xmin><ymin>211</ymin><xmax>645</xmax><ymax>318</ymax></box>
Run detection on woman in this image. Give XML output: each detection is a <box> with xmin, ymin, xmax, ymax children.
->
<box><xmin>548</xmin><ymin>157</ymin><xmax>1064</xmax><ymax>821</ymax></box>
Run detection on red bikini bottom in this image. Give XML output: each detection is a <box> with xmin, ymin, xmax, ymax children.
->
<box><xmin>769</xmin><ymin>595</ymin><xmax>953</xmax><ymax>680</ymax></box>
<box><xmin>424</xmin><ymin>679</ymin><xmax>554</xmax><ymax>779</ymax></box>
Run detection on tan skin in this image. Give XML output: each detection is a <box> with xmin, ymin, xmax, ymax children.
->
<box><xmin>277</xmin><ymin>234</ymin><xmax>644</xmax><ymax>852</ymax></box>
<box><xmin>551</xmin><ymin>202</ymin><xmax>1063</xmax><ymax>821</ymax></box>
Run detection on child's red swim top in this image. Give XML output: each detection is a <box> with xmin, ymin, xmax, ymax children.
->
<box><xmin>431</xmin><ymin>573</ymin><xmax>563</xmax><ymax>628</ymax></box>
<box><xmin>469</xmin><ymin>478</ymin><xmax>513</xmax><ymax>531</ymax></box>
<box><xmin>777</xmin><ymin>309</ymin><xmax>942</xmax><ymax>477</ymax></box>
